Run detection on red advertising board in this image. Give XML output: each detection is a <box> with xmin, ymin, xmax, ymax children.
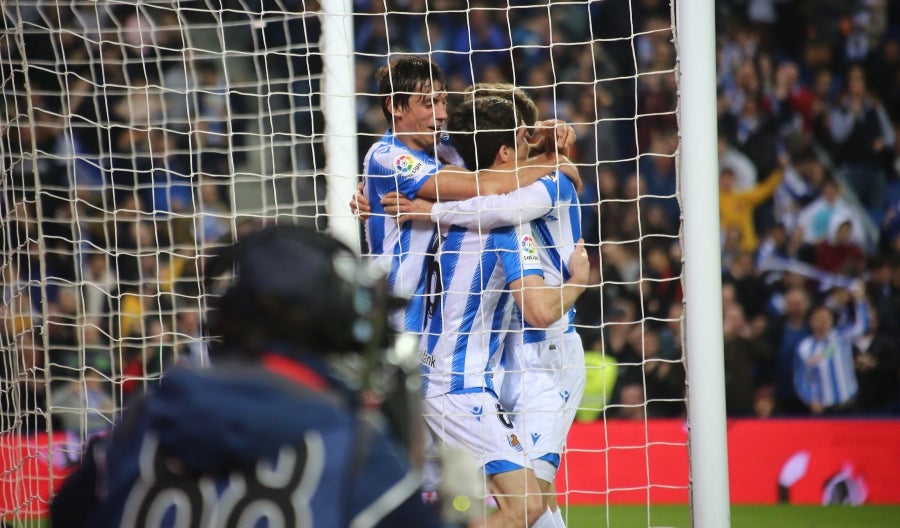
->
<box><xmin>2</xmin><ymin>419</ymin><xmax>899</xmax><ymax>518</ymax></box>
<box><xmin>557</xmin><ymin>419</ymin><xmax>900</xmax><ymax>505</ymax></box>
<box><xmin>0</xmin><ymin>432</ymin><xmax>79</xmax><ymax>519</ymax></box>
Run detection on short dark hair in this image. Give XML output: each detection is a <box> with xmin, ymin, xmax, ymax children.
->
<box><xmin>376</xmin><ymin>56</ymin><xmax>446</xmax><ymax>121</ymax></box>
<box><xmin>464</xmin><ymin>82</ymin><xmax>539</xmax><ymax>127</ymax></box>
<box><xmin>447</xmin><ymin>97</ymin><xmax>519</xmax><ymax>171</ymax></box>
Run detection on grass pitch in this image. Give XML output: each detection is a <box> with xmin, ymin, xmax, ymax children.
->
<box><xmin>563</xmin><ymin>504</ymin><xmax>900</xmax><ymax>528</ymax></box>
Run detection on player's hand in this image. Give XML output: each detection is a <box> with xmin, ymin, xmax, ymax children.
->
<box><xmin>350</xmin><ymin>182</ymin><xmax>371</xmax><ymax>222</ymax></box>
<box><xmin>382</xmin><ymin>192</ymin><xmax>434</xmax><ymax>224</ymax></box>
<box><xmin>532</xmin><ymin>119</ymin><xmax>577</xmax><ymax>155</ymax></box>
<box><xmin>567</xmin><ymin>238</ymin><xmax>591</xmax><ymax>288</ymax></box>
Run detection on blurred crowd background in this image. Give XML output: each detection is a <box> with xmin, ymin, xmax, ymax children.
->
<box><xmin>2</xmin><ymin>0</ymin><xmax>899</xmax><ymax>437</ymax></box>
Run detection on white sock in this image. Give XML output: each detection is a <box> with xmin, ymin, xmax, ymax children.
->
<box><xmin>552</xmin><ymin>507</ymin><xmax>567</xmax><ymax>528</ymax></box>
<box><xmin>531</xmin><ymin>507</ymin><xmax>556</xmax><ymax>528</ymax></box>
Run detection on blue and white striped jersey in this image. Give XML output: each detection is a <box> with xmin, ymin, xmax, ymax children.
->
<box><xmin>794</xmin><ymin>302</ymin><xmax>868</xmax><ymax>408</ymax></box>
<box><xmin>363</xmin><ymin>130</ymin><xmax>442</xmax><ymax>333</ymax></box>
<box><xmin>430</xmin><ymin>170</ymin><xmax>582</xmax><ymax>341</ymax></box>
<box><xmin>420</xmin><ymin>225</ymin><xmax>543</xmax><ymax>398</ymax></box>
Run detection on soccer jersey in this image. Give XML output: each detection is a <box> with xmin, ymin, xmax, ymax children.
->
<box><xmin>430</xmin><ymin>170</ymin><xmax>582</xmax><ymax>339</ymax></box>
<box><xmin>436</xmin><ymin>132</ymin><xmax>466</xmax><ymax>167</ymax></box>
<box><xmin>420</xmin><ymin>225</ymin><xmax>543</xmax><ymax>398</ymax></box>
<box><xmin>794</xmin><ymin>302</ymin><xmax>868</xmax><ymax>408</ymax></box>
<box><xmin>363</xmin><ymin>130</ymin><xmax>442</xmax><ymax>333</ymax></box>
<box><xmin>429</xmin><ymin>169</ymin><xmax>585</xmax><ymax>478</ymax></box>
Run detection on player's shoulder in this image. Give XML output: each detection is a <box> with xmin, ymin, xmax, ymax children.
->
<box><xmin>538</xmin><ymin>169</ymin><xmax>578</xmax><ymax>199</ymax></box>
<box><xmin>539</xmin><ymin>169</ymin><xmax>574</xmax><ymax>188</ymax></box>
<box><xmin>366</xmin><ymin>139</ymin><xmax>438</xmax><ymax>180</ymax></box>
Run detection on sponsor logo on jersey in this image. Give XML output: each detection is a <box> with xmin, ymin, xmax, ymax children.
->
<box><xmin>395</xmin><ymin>154</ymin><xmax>424</xmax><ymax>177</ymax></box>
<box><xmin>418</xmin><ymin>349</ymin><xmax>436</xmax><ymax>369</ymax></box>
<box><xmin>559</xmin><ymin>390</ymin><xmax>570</xmax><ymax>403</ymax></box>
<box><xmin>519</xmin><ymin>234</ymin><xmax>541</xmax><ymax>265</ymax></box>
<box><xmin>531</xmin><ymin>432</ymin><xmax>541</xmax><ymax>445</ymax></box>
<box><xmin>471</xmin><ymin>406</ymin><xmax>483</xmax><ymax>421</ymax></box>
<box><xmin>507</xmin><ymin>434</ymin><xmax>524</xmax><ymax>452</ymax></box>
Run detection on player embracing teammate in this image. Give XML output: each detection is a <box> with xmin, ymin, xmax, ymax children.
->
<box><xmin>358</xmin><ymin>56</ymin><xmax>589</xmax><ymax>528</ymax></box>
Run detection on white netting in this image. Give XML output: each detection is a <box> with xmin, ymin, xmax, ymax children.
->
<box><xmin>0</xmin><ymin>1</ymin><xmax>684</xmax><ymax>523</ymax></box>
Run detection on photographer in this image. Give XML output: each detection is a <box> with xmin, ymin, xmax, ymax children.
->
<box><xmin>51</xmin><ymin>224</ymin><xmax>443</xmax><ymax>527</ymax></box>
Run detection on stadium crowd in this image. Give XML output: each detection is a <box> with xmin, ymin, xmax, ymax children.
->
<box><xmin>2</xmin><ymin>0</ymin><xmax>900</xmax><ymax>441</ymax></box>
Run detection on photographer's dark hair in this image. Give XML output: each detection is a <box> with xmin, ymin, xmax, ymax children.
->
<box><xmin>203</xmin><ymin>224</ymin><xmax>391</xmax><ymax>359</ymax></box>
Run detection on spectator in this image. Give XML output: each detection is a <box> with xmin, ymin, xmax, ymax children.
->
<box><xmin>763</xmin><ymin>61</ymin><xmax>813</xmax><ymax>134</ymax></box>
<box><xmin>866</xmin><ymin>256</ymin><xmax>900</xmax><ymax>340</ymax></box>
<box><xmin>814</xmin><ymin>219</ymin><xmax>866</xmax><ymax>274</ymax></box>
<box><xmin>641</xmin><ymin>326</ymin><xmax>685</xmax><ymax>418</ymax></box>
<box><xmin>50</xmin><ymin>364</ymin><xmax>115</xmax><ymax>435</ymax></box>
<box><xmin>795</xmin><ymin>178</ymin><xmax>867</xmax><ymax>249</ymax></box>
<box><xmin>642</xmin><ymin>244</ymin><xmax>681</xmax><ymax>320</ymax></box>
<box><xmin>854</xmin><ymin>307</ymin><xmax>900</xmax><ymax>414</ymax></box>
<box><xmin>815</xmin><ymin>63</ymin><xmax>895</xmax><ymax>217</ymax></box>
<box><xmin>718</xmin><ymin>131</ymin><xmax>758</xmax><ymax>191</ymax></box>
<box><xmin>772</xmin><ymin>150</ymin><xmax>825</xmax><ymax>234</ymax></box>
<box><xmin>724</xmin><ymin>251</ymin><xmax>768</xmax><ymax>321</ymax></box>
<box><xmin>722</xmin><ymin>303</ymin><xmax>772</xmax><ymax>417</ymax></box>
<box><xmin>756</xmin><ymin>222</ymin><xmax>796</xmax><ymax>269</ymax></box>
<box><xmin>719</xmin><ymin>164</ymin><xmax>784</xmax><ymax>252</ymax></box>
<box><xmin>794</xmin><ymin>285</ymin><xmax>869</xmax><ymax>415</ymax></box>
<box><xmin>765</xmin><ymin>285</ymin><xmax>812</xmax><ymax>415</ymax></box>
<box><xmin>640</xmin><ymin>128</ymin><xmax>680</xmax><ymax>227</ymax></box>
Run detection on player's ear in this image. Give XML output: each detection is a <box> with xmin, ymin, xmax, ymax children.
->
<box><xmin>498</xmin><ymin>144</ymin><xmax>513</xmax><ymax>163</ymax></box>
<box><xmin>386</xmin><ymin>97</ymin><xmax>402</xmax><ymax>117</ymax></box>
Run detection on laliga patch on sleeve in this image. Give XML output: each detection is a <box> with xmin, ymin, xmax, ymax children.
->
<box><xmin>519</xmin><ymin>233</ymin><xmax>542</xmax><ymax>266</ymax></box>
<box><xmin>394</xmin><ymin>154</ymin><xmax>426</xmax><ymax>178</ymax></box>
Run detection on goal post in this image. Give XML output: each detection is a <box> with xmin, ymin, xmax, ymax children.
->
<box><xmin>676</xmin><ymin>0</ymin><xmax>732</xmax><ymax>526</ymax></box>
<box><xmin>0</xmin><ymin>1</ymin><xmax>730</xmax><ymax>525</ymax></box>
<box><xmin>321</xmin><ymin>0</ymin><xmax>360</xmax><ymax>253</ymax></box>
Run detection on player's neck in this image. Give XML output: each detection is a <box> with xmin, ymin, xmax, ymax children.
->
<box><xmin>393</xmin><ymin>132</ymin><xmax>436</xmax><ymax>154</ymax></box>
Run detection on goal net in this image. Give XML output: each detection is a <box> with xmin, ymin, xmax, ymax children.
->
<box><xmin>1</xmin><ymin>0</ymin><xmax>686</xmax><ymax>523</ymax></box>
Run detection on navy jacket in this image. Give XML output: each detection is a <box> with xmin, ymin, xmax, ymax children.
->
<box><xmin>51</xmin><ymin>353</ymin><xmax>441</xmax><ymax>528</ymax></box>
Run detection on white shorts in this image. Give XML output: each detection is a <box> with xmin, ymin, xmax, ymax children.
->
<box><xmin>422</xmin><ymin>391</ymin><xmax>531</xmax><ymax>476</ymax></box>
<box><xmin>499</xmin><ymin>332</ymin><xmax>585</xmax><ymax>482</ymax></box>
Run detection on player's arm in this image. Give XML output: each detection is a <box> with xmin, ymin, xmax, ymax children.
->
<box><xmin>430</xmin><ymin>182</ymin><xmax>553</xmax><ymax>229</ymax></box>
<box><xmin>510</xmin><ymin>239</ymin><xmax>590</xmax><ymax>328</ymax></box>
<box><xmin>349</xmin><ymin>160</ymin><xmax>561</xmax><ymax>220</ymax></box>
<box><xmin>838</xmin><ymin>281</ymin><xmax>870</xmax><ymax>340</ymax></box>
<box><xmin>383</xmin><ymin>181</ymin><xmax>554</xmax><ymax>229</ymax></box>
<box><xmin>417</xmin><ymin>151</ymin><xmax>579</xmax><ymax>201</ymax></box>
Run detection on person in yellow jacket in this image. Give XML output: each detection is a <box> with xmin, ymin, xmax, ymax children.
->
<box><xmin>719</xmin><ymin>165</ymin><xmax>784</xmax><ymax>252</ymax></box>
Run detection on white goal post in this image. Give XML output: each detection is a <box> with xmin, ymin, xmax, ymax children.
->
<box><xmin>676</xmin><ymin>0</ymin><xmax>731</xmax><ymax>526</ymax></box>
<box><xmin>0</xmin><ymin>1</ymin><xmax>729</xmax><ymax>525</ymax></box>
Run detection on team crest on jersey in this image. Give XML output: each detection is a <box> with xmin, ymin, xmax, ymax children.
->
<box><xmin>395</xmin><ymin>154</ymin><xmax>424</xmax><ymax>177</ymax></box>
<box><xmin>519</xmin><ymin>234</ymin><xmax>541</xmax><ymax>265</ymax></box>
<box><xmin>507</xmin><ymin>434</ymin><xmax>524</xmax><ymax>453</ymax></box>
